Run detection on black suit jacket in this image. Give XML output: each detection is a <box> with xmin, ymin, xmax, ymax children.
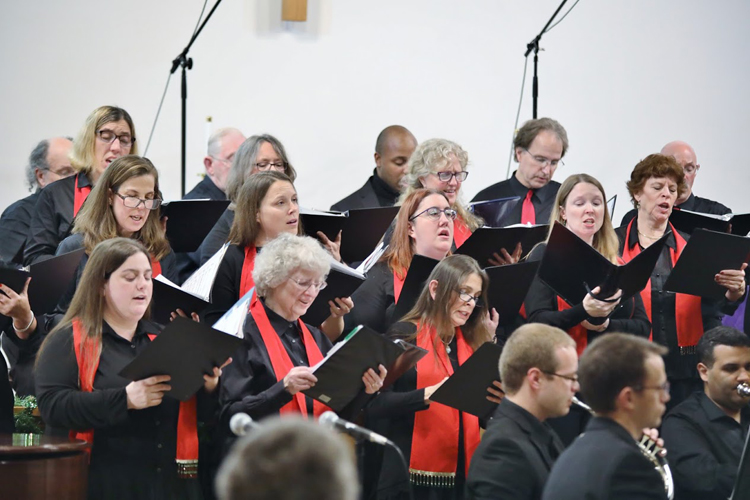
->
<box><xmin>331</xmin><ymin>176</ymin><xmax>382</xmax><ymax>212</ymax></box>
<box><xmin>466</xmin><ymin>398</ymin><xmax>564</xmax><ymax>500</ymax></box>
<box><xmin>542</xmin><ymin>417</ymin><xmax>667</xmax><ymax>500</ymax></box>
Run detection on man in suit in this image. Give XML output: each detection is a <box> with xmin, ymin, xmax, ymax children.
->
<box><xmin>471</xmin><ymin>118</ymin><xmax>567</xmax><ymax>226</ymax></box>
<box><xmin>466</xmin><ymin>323</ymin><xmax>578</xmax><ymax>500</ymax></box>
<box><xmin>184</xmin><ymin>127</ymin><xmax>245</xmax><ymax>200</ymax></box>
<box><xmin>620</xmin><ymin>140</ymin><xmax>731</xmax><ymax>226</ymax></box>
<box><xmin>330</xmin><ymin>125</ymin><xmax>417</xmax><ymax>211</ymax></box>
<box><xmin>542</xmin><ymin>334</ymin><xmax>670</xmax><ymax>500</ymax></box>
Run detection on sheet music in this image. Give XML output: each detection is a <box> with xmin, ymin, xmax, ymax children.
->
<box><xmin>154</xmin><ymin>274</ymin><xmax>206</xmax><ymax>300</ymax></box>
<box><xmin>355</xmin><ymin>242</ymin><xmax>387</xmax><ymax>274</ymax></box>
<box><xmin>211</xmin><ymin>288</ymin><xmax>253</xmax><ymax>339</ymax></box>
<box><xmin>181</xmin><ymin>243</ymin><xmax>229</xmax><ymax>302</ymax></box>
<box><xmin>330</xmin><ymin>257</ymin><xmax>365</xmax><ymax>279</ymax></box>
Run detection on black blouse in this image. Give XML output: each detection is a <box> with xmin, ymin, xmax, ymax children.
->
<box><xmin>202</xmin><ymin>243</ymin><xmax>247</xmax><ymax>326</ymax></box>
<box><xmin>345</xmin><ymin>261</ymin><xmax>398</xmax><ymax>335</ymax></box>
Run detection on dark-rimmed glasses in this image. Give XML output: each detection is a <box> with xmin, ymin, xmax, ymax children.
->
<box><xmin>433</xmin><ymin>171</ymin><xmax>468</xmax><ymax>182</ymax></box>
<box><xmin>542</xmin><ymin>371</ymin><xmax>579</xmax><ymax>384</ymax></box>
<box><xmin>114</xmin><ymin>193</ymin><xmax>161</xmax><ymax>210</ymax></box>
<box><xmin>255</xmin><ymin>161</ymin><xmax>287</xmax><ymax>172</ymax></box>
<box><xmin>409</xmin><ymin>206</ymin><xmax>458</xmax><ymax>221</ymax></box>
<box><xmin>97</xmin><ymin>130</ymin><xmax>134</xmax><ymax>148</ymax></box>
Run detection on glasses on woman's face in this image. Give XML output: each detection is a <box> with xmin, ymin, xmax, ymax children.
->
<box><xmin>457</xmin><ymin>290</ymin><xmax>481</xmax><ymax>304</ymax></box>
<box><xmin>255</xmin><ymin>161</ymin><xmax>287</xmax><ymax>172</ymax></box>
<box><xmin>97</xmin><ymin>129</ymin><xmax>134</xmax><ymax>148</ymax></box>
<box><xmin>409</xmin><ymin>206</ymin><xmax>458</xmax><ymax>222</ymax></box>
<box><xmin>115</xmin><ymin>193</ymin><xmax>161</xmax><ymax>210</ymax></box>
<box><xmin>433</xmin><ymin>171</ymin><xmax>468</xmax><ymax>182</ymax></box>
<box><xmin>288</xmin><ymin>277</ymin><xmax>328</xmax><ymax>292</ymax></box>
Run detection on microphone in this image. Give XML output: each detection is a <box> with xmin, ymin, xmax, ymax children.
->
<box><xmin>319</xmin><ymin>411</ymin><xmax>393</xmax><ymax>446</ymax></box>
<box><xmin>738</xmin><ymin>383</ymin><xmax>750</xmax><ymax>397</ymax></box>
<box><xmin>229</xmin><ymin>412</ymin><xmax>259</xmax><ymax>436</ymax></box>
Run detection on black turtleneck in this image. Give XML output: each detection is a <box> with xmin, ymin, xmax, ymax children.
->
<box><xmin>370</xmin><ymin>168</ymin><xmax>400</xmax><ymax>207</ymax></box>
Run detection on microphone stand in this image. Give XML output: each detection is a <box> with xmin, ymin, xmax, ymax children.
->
<box><xmin>524</xmin><ymin>0</ymin><xmax>568</xmax><ymax>119</ymax></box>
<box><xmin>169</xmin><ymin>0</ymin><xmax>224</xmax><ymax>197</ymax></box>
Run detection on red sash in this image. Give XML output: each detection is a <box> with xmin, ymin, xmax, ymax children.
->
<box><xmin>240</xmin><ymin>246</ymin><xmax>257</xmax><ymax>298</ymax></box>
<box><xmin>248</xmin><ymin>296</ymin><xmax>329</xmax><ymax>417</ymax></box>
<box><xmin>69</xmin><ymin>319</ymin><xmax>199</xmax><ymax>477</ymax></box>
<box><xmin>73</xmin><ymin>175</ymin><xmax>92</xmax><ymax>217</ymax></box>
<box><xmin>454</xmin><ymin>216</ymin><xmax>472</xmax><ymax>248</ymax></box>
<box><xmin>409</xmin><ymin>325</ymin><xmax>480</xmax><ymax>485</ymax></box>
<box><xmin>621</xmin><ymin>220</ymin><xmax>703</xmax><ymax>347</ymax></box>
<box><xmin>393</xmin><ymin>271</ymin><xmax>406</xmax><ymax>304</ymax></box>
<box><xmin>151</xmin><ymin>258</ymin><xmax>162</xmax><ymax>278</ymax></box>
<box><xmin>556</xmin><ymin>297</ymin><xmax>588</xmax><ymax>356</ymax></box>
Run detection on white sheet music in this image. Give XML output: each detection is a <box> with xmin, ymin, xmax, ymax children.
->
<box><xmin>355</xmin><ymin>242</ymin><xmax>387</xmax><ymax>275</ymax></box>
<box><xmin>211</xmin><ymin>288</ymin><xmax>253</xmax><ymax>339</ymax></box>
<box><xmin>181</xmin><ymin>243</ymin><xmax>230</xmax><ymax>302</ymax></box>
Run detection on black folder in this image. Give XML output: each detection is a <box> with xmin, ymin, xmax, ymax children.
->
<box><xmin>161</xmin><ymin>200</ymin><xmax>231</xmax><ymax>253</ymax></box>
<box><xmin>455</xmin><ymin>225</ymin><xmax>549</xmax><ymax>266</ymax></box>
<box><xmin>151</xmin><ymin>278</ymin><xmax>211</xmax><ymax>325</ymax></box>
<box><xmin>669</xmin><ymin>207</ymin><xmax>750</xmax><ymax>236</ymax></box>
<box><xmin>538</xmin><ymin>222</ymin><xmax>666</xmax><ymax>305</ymax></box>
<box><xmin>469</xmin><ymin>196</ymin><xmax>522</xmax><ymax>228</ymax></box>
<box><xmin>663</xmin><ymin>229</ymin><xmax>750</xmax><ymax>300</ymax></box>
<box><xmin>303</xmin><ymin>325</ymin><xmax>427</xmax><ymax>412</ymax></box>
<box><xmin>119</xmin><ymin>316</ymin><xmax>243</xmax><ymax>401</ymax></box>
<box><xmin>485</xmin><ymin>261</ymin><xmax>541</xmax><ymax>325</ymax></box>
<box><xmin>0</xmin><ymin>267</ymin><xmax>31</xmax><ymax>297</ymax></box>
<box><xmin>730</xmin><ymin>423</ymin><xmax>750</xmax><ymax>500</ymax></box>
<box><xmin>429</xmin><ymin>342</ymin><xmax>503</xmax><ymax>419</ymax></box>
<box><xmin>300</xmin><ymin>206</ymin><xmax>399</xmax><ymax>263</ymax></box>
<box><xmin>301</xmin><ymin>264</ymin><xmax>366</xmax><ymax>326</ymax></box>
<box><xmin>391</xmin><ymin>255</ymin><xmax>440</xmax><ymax>322</ymax></box>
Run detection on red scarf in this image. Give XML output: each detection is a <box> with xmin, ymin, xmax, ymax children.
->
<box><xmin>151</xmin><ymin>258</ymin><xmax>162</xmax><ymax>278</ymax></box>
<box><xmin>393</xmin><ymin>270</ymin><xmax>406</xmax><ymax>304</ymax></box>
<box><xmin>248</xmin><ymin>296</ymin><xmax>329</xmax><ymax>417</ymax></box>
<box><xmin>73</xmin><ymin>174</ymin><xmax>92</xmax><ymax>217</ymax></box>
<box><xmin>621</xmin><ymin>220</ymin><xmax>703</xmax><ymax>347</ymax></box>
<box><xmin>69</xmin><ymin>319</ymin><xmax>199</xmax><ymax>478</ymax></box>
<box><xmin>454</xmin><ymin>216</ymin><xmax>472</xmax><ymax>248</ymax></box>
<box><xmin>409</xmin><ymin>324</ymin><xmax>480</xmax><ymax>486</ymax></box>
<box><xmin>240</xmin><ymin>246</ymin><xmax>257</xmax><ymax>298</ymax></box>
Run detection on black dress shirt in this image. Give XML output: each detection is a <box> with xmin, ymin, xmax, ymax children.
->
<box><xmin>662</xmin><ymin>391</ymin><xmax>750</xmax><ymax>500</ymax></box>
<box><xmin>471</xmin><ymin>172</ymin><xmax>561</xmax><ymax>226</ymax></box>
<box><xmin>202</xmin><ymin>243</ymin><xmax>249</xmax><ymax>326</ymax></box>
<box><xmin>0</xmin><ymin>190</ymin><xmax>39</xmax><ymax>263</ymax></box>
<box><xmin>619</xmin><ymin>193</ymin><xmax>732</xmax><ymax>227</ymax></box>
<box><xmin>183</xmin><ymin>175</ymin><xmax>226</xmax><ymax>201</ymax></box>
<box><xmin>344</xmin><ymin>261</ymin><xmax>397</xmax><ymax>335</ymax></box>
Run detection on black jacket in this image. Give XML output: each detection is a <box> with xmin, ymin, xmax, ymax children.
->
<box><xmin>183</xmin><ymin>175</ymin><xmax>226</xmax><ymax>201</ymax></box>
<box><xmin>331</xmin><ymin>170</ymin><xmax>399</xmax><ymax>212</ymax></box>
<box><xmin>0</xmin><ymin>190</ymin><xmax>39</xmax><ymax>263</ymax></box>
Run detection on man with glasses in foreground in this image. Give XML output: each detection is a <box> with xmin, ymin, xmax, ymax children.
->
<box><xmin>472</xmin><ymin>117</ymin><xmax>568</xmax><ymax>226</ymax></box>
<box><xmin>466</xmin><ymin>323</ymin><xmax>577</xmax><ymax>500</ymax></box>
<box><xmin>185</xmin><ymin>127</ymin><xmax>245</xmax><ymax>200</ymax></box>
<box><xmin>542</xmin><ymin>333</ymin><xmax>670</xmax><ymax>500</ymax></box>
<box><xmin>661</xmin><ymin>326</ymin><xmax>750</xmax><ymax>500</ymax></box>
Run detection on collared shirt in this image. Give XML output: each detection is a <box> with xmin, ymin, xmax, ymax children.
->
<box><xmin>662</xmin><ymin>391</ymin><xmax>750</xmax><ymax>500</ymax></box>
<box><xmin>471</xmin><ymin>172</ymin><xmax>561</xmax><ymax>225</ymax></box>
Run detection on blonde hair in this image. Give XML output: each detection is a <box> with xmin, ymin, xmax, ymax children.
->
<box><xmin>70</xmin><ymin>106</ymin><xmax>137</xmax><ymax>176</ymax></box>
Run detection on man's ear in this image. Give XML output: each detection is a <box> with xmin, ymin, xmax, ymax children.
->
<box><xmin>374</xmin><ymin>152</ymin><xmax>381</xmax><ymax>168</ymax></box>
<box><xmin>204</xmin><ymin>156</ymin><xmax>214</xmax><ymax>175</ymax></box>
<box><xmin>697</xmin><ymin>362</ymin><xmax>710</xmax><ymax>383</ymax></box>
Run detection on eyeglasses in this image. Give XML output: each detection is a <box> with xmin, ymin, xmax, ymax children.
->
<box><xmin>542</xmin><ymin>371</ymin><xmax>579</xmax><ymax>384</ymax></box>
<box><xmin>522</xmin><ymin>149</ymin><xmax>563</xmax><ymax>168</ymax></box>
<box><xmin>409</xmin><ymin>206</ymin><xmax>458</xmax><ymax>221</ymax></box>
<box><xmin>433</xmin><ymin>171</ymin><xmax>468</xmax><ymax>182</ymax></box>
<box><xmin>255</xmin><ymin>161</ymin><xmax>287</xmax><ymax>172</ymax></box>
<box><xmin>97</xmin><ymin>130</ymin><xmax>134</xmax><ymax>148</ymax></box>
<box><xmin>210</xmin><ymin>155</ymin><xmax>233</xmax><ymax>165</ymax></box>
<box><xmin>289</xmin><ymin>277</ymin><xmax>327</xmax><ymax>292</ymax></box>
<box><xmin>44</xmin><ymin>166</ymin><xmax>75</xmax><ymax>177</ymax></box>
<box><xmin>634</xmin><ymin>381</ymin><xmax>671</xmax><ymax>395</ymax></box>
<box><xmin>457</xmin><ymin>290</ymin><xmax>482</xmax><ymax>304</ymax></box>
<box><xmin>114</xmin><ymin>193</ymin><xmax>162</xmax><ymax>210</ymax></box>
<box><xmin>682</xmin><ymin>164</ymin><xmax>699</xmax><ymax>174</ymax></box>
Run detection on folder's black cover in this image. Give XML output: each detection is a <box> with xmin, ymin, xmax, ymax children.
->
<box><xmin>151</xmin><ymin>280</ymin><xmax>210</xmax><ymax>325</ymax></box>
<box><xmin>0</xmin><ymin>268</ymin><xmax>30</xmax><ymax>296</ymax></box>
<box><xmin>301</xmin><ymin>267</ymin><xmax>366</xmax><ymax>326</ymax></box>
<box><xmin>27</xmin><ymin>248</ymin><xmax>85</xmax><ymax>314</ymax></box>
<box><xmin>391</xmin><ymin>255</ymin><xmax>440</xmax><ymax>322</ymax></box>
<box><xmin>663</xmin><ymin>229</ymin><xmax>750</xmax><ymax>300</ymax></box>
<box><xmin>455</xmin><ymin>225</ymin><xmax>549</xmax><ymax>266</ymax></box>
<box><xmin>429</xmin><ymin>342</ymin><xmax>503</xmax><ymax>419</ymax></box>
<box><xmin>300</xmin><ymin>206</ymin><xmax>399</xmax><ymax>263</ymax></box>
<box><xmin>470</xmin><ymin>196</ymin><xmax>522</xmax><ymax>228</ymax></box>
<box><xmin>303</xmin><ymin>325</ymin><xmax>427</xmax><ymax>412</ymax></box>
<box><xmin>538</xmin><ymin>222</ymin><xmax>666</xmax><ymax>305</ymax></box>
<box><xmin>669</xmin><ymin>208</ymin><xmax>750</xmax><ymax>237</ymax></box>
<box><xmin>119</xmin><ymin>316</ymin><xmax>243</xmax><ymax>401</ymax></box>
<box><xmin>161</xmin><ymin>200</ymin><xmax>231</xmax><ymax>252</ymax></box>
<box><xmin>485</xmin><ymin>261</ymin><xmax>541</xmax><ymax>325</ymax></box>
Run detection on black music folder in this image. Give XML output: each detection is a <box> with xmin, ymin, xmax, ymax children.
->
<box><xmin>730</xmin><ymin>423</ymin><xmax>750</xmax><ymax>500</ymax></box>
<box><xmin>429</xmin><ymin>342</ymin><xmax>503</xmax><ymax>419</ymax></box>
<box><xmin>485</xmin><ymin>260</ymin><xmax>541</xmax><ymax>325</ymax></box>
<box><xmin>119</xmin><ymin>316</ymin><xmax>243</xmax><ymax>401</ymax></box>
<box><xmin>301</xmin><ymin>261</ymin><xmax>366</xmax><ymax>326</ymax></box>
<box><xmin>303</xmin><ymin>325</ymin><xmax>427</xmax><ymax>412</ymax></box>
<box><xmin>161</xmin><ymin>199</ymin><xmax>231</xmax><ymax>253</ymax></box>
<box><xmin>470</xmin><ymin>196</ymin><xmax>522</xmax><ymax>228</ymax></box>
<box><xmin>455</xmin><ymin>225</ymin><xmax>549</xmax><ymax>265</ymax></box>
<box><xmin>152</xmin><ymin>276</ymin><xmax>211</xmax><ymax>325</ymax></box>
<box><xmin>300</xmin><ymin>206</ymin><xmax>399</xmax><ymax>263</ymax></box>
<box><xmin>538</xmin><ymin>222</ymin><xmax>666</xmax><ymax>305</ymax></box>
<box><xmin>391</xmin><ymin>255</ymin><xmax>440</xmax><ymax>322</ymax></box>
<box><xmin>669</xmin><ymin>207</ymin><xmax>750</xmax><ymax>236</ymax></box>
<box><xmin>663</xmin><ymin>229</ymin><xmax>750</xmax><ymax>300</ymax></box>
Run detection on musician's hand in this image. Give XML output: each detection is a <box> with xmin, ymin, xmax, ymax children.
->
<box><xmin>284</xmin><ymin>366</ymin><xmax>318</xmax><ymax>395</ymax></box>
<box><xmin>486</xmin><ymin>380</ymin><xmax>504</xmax><ymax>403</ymax></box>
<box><xmin>484</xmin><ymin>307</ymin><xmax>500</xmax><ymax>333</ymax></box>
<box><xmin>203</xmin><ymin>358</ymin><xmax>232</xmax><ymax>394</ymax></box>
<box><xmin>717</xmin><ymin>262</ymin><xmax>747</xmax><ymax>302</ymax></box>
<box><xmin>642</xmin><ymin>427</ymin><xmax>666</xmax><ymax>456</ymax></box>
<box><xmin>126</xmin><ymin>375</ymin><xmax>171</xmax><ymax>409</ymax></box>
<box><xmin>317</xmin><ymin>230</ymin><xmax>343</xmax><ymax>263</ymax></box>
<box><xmin>362</xmin><ymin>364</ymin><xmax>387</xmax><ymax>394</ymax></box>
<box><xmin>424</xmin><ymin>377</ymin><xmax>449</xmax><ymax>403</ymax></box>
<box><xmin>488</xmin><ymin>243</ymin><xmax>522</xmax><ymax>267</ymax></box>
<box><xmin>582</xmin><ymin>286</ymin><xmax>622</xmax><ymax>318</ymax></box>
<box><xmin>170</xmin><ymin>309</ymin><xmax>200</xmax><ymax>322</ymax></box>
<box><xmin>581</xmin><ymin>319</ymin><xmax>609</xmax><ymax>332</ymax></box>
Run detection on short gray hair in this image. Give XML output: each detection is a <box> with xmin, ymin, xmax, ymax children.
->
<box><xmin>215</xmin><ymin>415</ymin><xmax>359</xmax><ymax>500</ymax></box>
<box><xmin>26</xmin><ymin>139</ymin><xmax>50</xmax><ymax>191</ymax></box>
<box><xmin>252</xmin><ymin>233</ymin><xmax>331</xmax><ymax>297</ymax></box>
<box><xmin>225</xmin><ymin>134</ymin><xmax>297</xmax><ymax>203</ymax></box>
<box><xmin>207</xmin><ymin>127</ymin><xmax>244</xmax><ymax>156</ymax></box>
<box><xmin>400</xmin><ymin>138</ymin><xmax>469</xmax><ymax>192</ymax></box>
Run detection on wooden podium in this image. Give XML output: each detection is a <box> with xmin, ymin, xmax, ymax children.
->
<box><xmin>0</xmin><ymin>433</ymin><xmax>89</xmax><ymax>499</ymax></box>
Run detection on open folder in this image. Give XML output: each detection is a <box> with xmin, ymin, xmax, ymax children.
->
<box><xmin>455</xmin><ymin>225</ymin><xmax>548</xmax><ymax>266</ymax></box>
<box><xmin>300</xmin><ymin>206</ymin><xmax>399</xmax><ymax>263</ymax></box>
<box><xmin>119</xmin><ymin>316</ymin><xmax>243</xmax><ymax>401</ymax></box>
<box><xmin>161</xmin><ymin>199</ymin><xmax>230</xmax><ymax>253</ymax></box>
<box><xmin>301</xmin><ymin>260</ymin><xmax>366</xmax><ymax>326</ymax></box>
<box><xmin>469</xmin><ymin>196</ymin><xmax>522</xmax><ymax>228</ymax></box>
<box><xmin>303</xmin><ymin>325</ymin><xmax>427</xmax><ymax>412</ymax></box>
<box><xmin>485</xmin><ymin>260</ymin><xmax>541</xmax><ymax>325</ymax></box>
<box><xmin>152</xmin><ymin>275</ymin><xmax>211</xmax><ymax>325</ymax></box>
<box><xmin>429</xmin><ymin>342</ymin><xmax>503</xmax><ymax>419</ymax></box>
<box><xmin>669</xmin><ymin>207</ymin><xmax>750</xmax><ymax>236</ymax></box>
<box><xmin>538</xmin><ymin>222</ymin><xmax>666</xmax><ymax>305</ymax></box>
<box><xmin>663</xmin><ymin>229</ymin><xmax>750</xmax><ymax>300</ymax></box>
<box><xmin>391</xmin><ymin>255</ymin><xmax>440</xmax><ymax>322</ymax></box>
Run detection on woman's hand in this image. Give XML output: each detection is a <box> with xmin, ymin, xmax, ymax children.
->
<box><xmin>317</xmin><ymin>230</ymin><xmax>343</xmax><ymax>263</ymax></box>
<box><xmin>0</xmin><ymin>278</ymin><xmax>36</xmax><ymax>339</ymax></box>
<box><xmin>328</xmin><ymin>297</ymin><xmax>353</xmax><ymax>319</ymax></box>
<box><xmin>717</xmin><ymin>263</ymin><xmax>747</xmax><ymax>302</ymax></box>
<box><xmin>484</xmin><ymin>307</ymin><xmax>500</xmax><ymax>334</ymax></box>
<box><xmin>486</xmin><ymin>380</ymin><xmax>504</xmax><ymax>404</ymax></box>
<box><xmin>320</xmin><ymin>297</ymin><xmax>354</xmax><ymax>342</ymax></box>
<box><xmin>424</xmin><ymin>377</ymin><xmax>449</xmax><ymax>403</ymax></box>
<box><xmin>170</xmin><ymin>309</ymin><xmax>200</xmax><ymax>322</ymax></box>
<box><xmin>362</xmin><ymin>364</ymin><xmax>387</xmax><ymax>395</ymax></box>
<box><xmin>582</xmin><ymin>286</ymin><xmax>622</xmax><ymax>318</ymax></box>
<box><xmin>126</xmin><ymin>374</ymin><xmax>171</xmax><ymax>410</ymax></box>
<box><xmin>581</xmin><ymin>319</ymin><xmax>610</xmax><ymax>332</ymax></box>
<box><xmin>283</xmin><ymin>366</ymin><xmax>318</xmax><ymax>395</ymax></box>
<box><xmin>488</xmin><ymin>242</ymin><xmax>523</xmax><ymax>267</ymax></box>
<box><xmin>203</xmin><ymin>358</ymin><xmax>232</xmax><ymax>394</ymax></box>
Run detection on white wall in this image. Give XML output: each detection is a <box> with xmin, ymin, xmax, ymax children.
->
<box><xmin>1</xmin><ymin>0</ymin><xmax>749</xmax><ymax>220</ymax></box>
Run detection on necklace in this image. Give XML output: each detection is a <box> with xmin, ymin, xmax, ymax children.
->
<box><xmin>637</xmin><ymin>229</ymin><xmax>664</xmax><ymax>240</ymax></box>
<box><xmin>441</xmin><ymin>334</ymin><xmax>455</xmax><ymax>354</ymax></box>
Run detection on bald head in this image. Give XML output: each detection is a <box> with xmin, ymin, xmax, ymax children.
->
<box><xmin>661</xmin><ymin>140</ymin><xmax>699</xmax><ymax>203</ymax></box>
<box><xmin>374</xmin><ymin>125</ymin><xmax>417</xmax><ymax>192</ymax></box>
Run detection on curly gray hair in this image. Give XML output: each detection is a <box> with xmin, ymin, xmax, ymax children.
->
<box><xmin>252</xmin><ymin>233</ymin><xmax>331</xmax><ymax>297</ymax></box>
<box><xmin>399</xmin><ymin>138</ymin><xmax>469</xmax><ymax>194</ymax></box>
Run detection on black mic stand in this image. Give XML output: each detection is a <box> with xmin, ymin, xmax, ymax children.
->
<box><xmin>169</xmin><ymin>0</ymin><xmax>224</xmax><ymax>197</ymax></box>
<box><xmin>524</xmin><ymin>0</ymin><xmax>568</xmax><ymax>119</ymax></box>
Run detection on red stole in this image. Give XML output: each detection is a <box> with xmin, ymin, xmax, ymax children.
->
<box><xmin>622</xmin><ymin>220</ymin><xmax>703</xmax><ymax>346</ymax></box>
<box><xmin>409</xmin><ymin>325</ymin><xmax>480</xmax><ymax>484</ymax></box>
<box><xmin>69</xmin><ymin>319</ymin><xmax>199</xmax><ymax>477</ymax></box>
<box><xmin>248</xmin><ymin>296</ymin><xmax>329</xmax><ymax>417</ymax></box>
<box><xmin>453</xmin><ymin>216</ymin><xmax>472</xmax><ymax>248</ymax></box>
<box><xmin>393</xmin><ymin>270</ymin><xmax>406</xmax><ymax>304</ymax></box>
<box><xmin>240</xmin><ymin>246</ymin><xmax>257</xmax><ymax>298</ymax></box>
<box><xmin>151</xmin><ymin>258</ymin><xmax>162</xmax><ymax>278</ymax></box>
<box><xmin>556</xmin><ymin>297</ymin><xmax>588</xmax><ymax>356</ymax></box>
<box><xmin>73</xmin><ymin>175</ymin><xmax>92</xmax><ymax>217</ymax></box>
